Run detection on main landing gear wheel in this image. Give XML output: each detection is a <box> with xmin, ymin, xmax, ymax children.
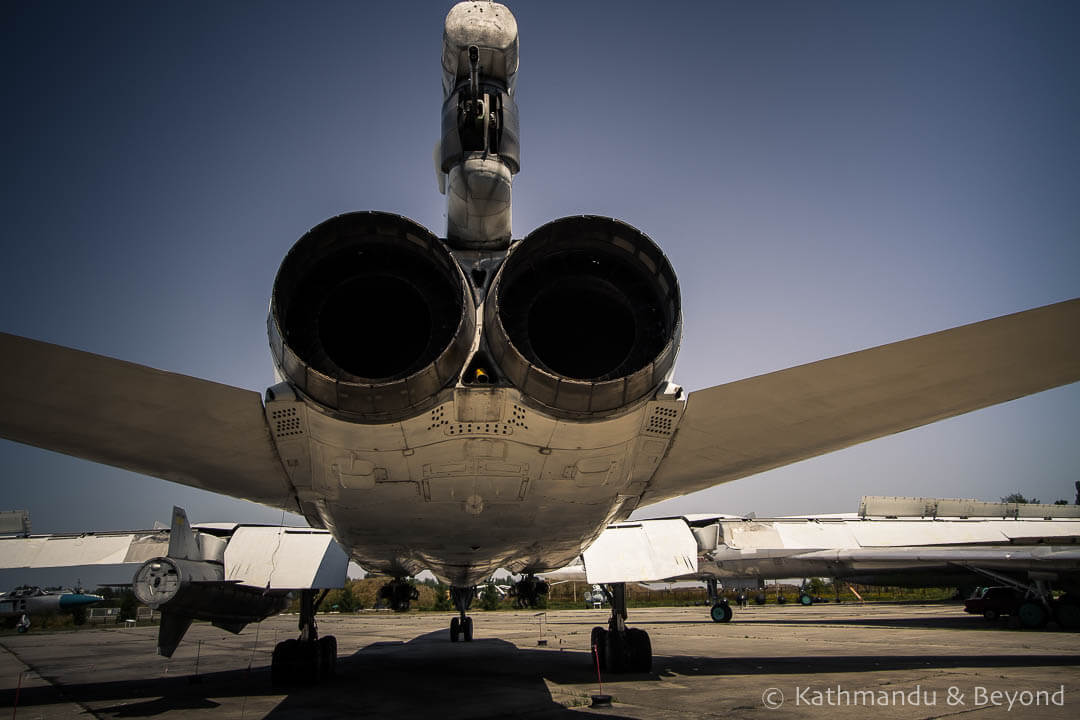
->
<box><xmin>463</xmin><ymin>616</ymin><xmax>473</xmax><ymax>641</ymax></box>
<box><xmin>1018</xmin><ymin>600</ymin><xmax>1049</xmax><ymax>629</ymax></box>
<box><xmin>589</xmin><ymin>583</ymin><xmax>652</xmax><ymax>674</ymax></box>
<box><xmin>271</xmin><ymin>589</ymin><xmax>337</xmax><ymax>687</ymax></box>
<box><xmin>705</xmin><ymin>578</ymin><xmax>733</xmax><ymax>623</ymax></box>
<box><xmin>449</xmin><ymin>585</ymin><xmax>476</xmax><ymax>642</ymax></box>
<box><xmin>318</xmin><ymin>635</ymin><xmax>337</xmax><ymax>679</ymax></box>
<box><xmin>1053</xmin><ymin>598</ymin><xmax>1080</xmax><ymax>630</ymax></box>
<box><xmin>710</xmin><ymin>602</ymin><xmax>733</xmax><ymax>623</ymax></box>
<box><xmin>590</xmin><ymin>626</ymin><xmax>607</xmax><ymax>669</ymax></box>
<box><xmin>450</xmin><ymin>616</ymin><xmax>474</xmax><ymax>642</ymax></box>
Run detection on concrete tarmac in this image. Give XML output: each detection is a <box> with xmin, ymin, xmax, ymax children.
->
<box><xmin>2</xmin><ymin>603</ymin><xmax>1078</xmax><ymax>719</ymax></box>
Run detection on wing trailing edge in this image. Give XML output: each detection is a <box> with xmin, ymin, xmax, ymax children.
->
<box><xmin>643</xmin><ymin>298</ymin><xmax>1080</xmax><ymax>506</ymax></box>
<box><xmin>0</xmin><ymin>333</ymin><xmax>295</xmax><ymax>510</ymax></box>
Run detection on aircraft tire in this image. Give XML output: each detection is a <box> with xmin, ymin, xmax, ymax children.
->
<box><xmin>450</xmin><ymin>616</ymin><xmax>460</xmax><ymax>642</ymax></box>
<box><xmin>604</xmin><ymin>629</ymin><xmax>629</xmax><ymax>673</ymax></box>
<box><xmin>710</xmin><ymin>603</ymin><xmax>732</xmax><ymax>623</ymax></box>
<box><xmin>983</xmin><ymin>609</ymin><xmax>999</xmax><ymax>621</ymax></box>
<box><xmin>463</xmin><ymin>616</ymin><xmax>474</xmax><ymax>642</ymax></box>
<box><xmin>300</xmin><ymin>640</ymin><xmax>322</xmax><ymax>684</ymax></box>
<box><xmin>318</xmin><ymin>636</ymin><xmax>337</xmax><ymax>679</ymax></box>
<box><xmin>1053</xmin><ymin>600</ymin><xmax>1080</xmax><ymax>630</ymax></box>
<box><xmin>627</xmin><ymin>628</ymin><xmax>652</xmax><ymax>673</ymax></box>
<box><xmin>590</xmin><ymin>627</ymin><xmax>607</xmax><ymax>671</ymax></box>
<box><xmin>271</xmin><ymin>639</ymin><xmax>298</xmax><ymax>687</ymax></box>
<box><xmin>1018</xmin><ymin>601</ymin><xmax>1048</xmax><ymax>629</ymax></box>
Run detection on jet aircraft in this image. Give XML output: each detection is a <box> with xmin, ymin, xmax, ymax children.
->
<box><xmin>0</xmin><ymin>586</ymin><xmax>104</xmax><ymax>632</ymax></box>
<box><xmin>1</xmin><ymin>2</ymin><xmax>1078</xmax><ymax>679</ymax></box>
<box><xmin>564</xmin><ymin>496</ymin><xmax>1080</xmax><ymax>635</ymax></box>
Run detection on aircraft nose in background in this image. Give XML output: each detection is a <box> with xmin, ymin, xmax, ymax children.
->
<box><xmin>58</xmin><ymin>593</ymin><xmax>104</xmax><ymax>609</ymax></box>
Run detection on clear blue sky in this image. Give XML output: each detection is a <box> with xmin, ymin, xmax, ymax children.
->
<box><xmin>2</xmin><ymin>1</ymin><xmax>1078</xmax><ymax>534</ymax></box>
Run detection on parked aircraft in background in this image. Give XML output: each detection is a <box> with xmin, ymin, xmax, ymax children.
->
<box><xmin>0</xmin><ymin>506</ymin><xmax>346</xmax><ymax>677</ymax></box>
<box><xmin>1</xmin><ymin>2</ymin><xmax>1078</xmax><ymax>678</ymax></box>
<box><xmin>0</xmin><ymin>586</ymin><xmax>103</xmax><ymax>632</ymax></box>
<box><xmin>562</xmin><ymin>496</ymin><xmax>1080</xmax><ymax>632</ymax></box>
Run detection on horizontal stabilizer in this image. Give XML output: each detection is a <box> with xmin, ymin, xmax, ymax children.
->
<box><xmin>644</xmin><ymin>299</ymin><xmax>1080</xmax><ymax>505</ymax></box>
<box><xmin>0</xmin><ymin>333</ymin><xmax>295</xmax><ymax>509</ymax></box>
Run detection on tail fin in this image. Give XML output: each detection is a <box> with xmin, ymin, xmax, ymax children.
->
<box><xmin>166</xmin><ymin>506</ymin><xmax>200</xmax><ymax>560</ymax></box>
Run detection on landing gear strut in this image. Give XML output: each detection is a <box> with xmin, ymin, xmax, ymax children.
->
<box><xmin>378</xmin><ymin>578</ymin><xmax>419</xmax><ymax>611</ymax></box>
<box><xmin>511</xmin><ymin>574</ymin><xmax>549</xmax><ymax>608</ymax></box>
<box><xmin>271</xmin><ymin>589</ymin><xmax>337</xmax><ymax>687</ymax></box>
<box><xmin>706</xmin><ymin>578</ymin><xmax>732</xmax><ymax>623</ymax></box>
<box><xmin>590</xmin><ymin>583</ymin><xmax>651</xmax><ymax>673</ymax></box>
<box><xmin>449</xmin><ymin>586</ymin><xmax>475</xmax><ymax>642</ymax></box>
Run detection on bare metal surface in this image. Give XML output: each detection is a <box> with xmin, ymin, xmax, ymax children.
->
<box><xmin>1</xmin><ymin>605</ymin><xmax>1078</xmax><ymax>718</ymax></box>
<box><xmin>0</xmin><ymin>332</ymin><xmax>294</xmax><ymax>509</ymax></box>
<box><xmin>859</xmin><ymin>495</ymin><xmax>1080</xmax><ymax>519</ymax></box>
<box><xmin>644</xmin><ymin>298</ymin><xmax>1080</xmax><ymax>505</ymax></box>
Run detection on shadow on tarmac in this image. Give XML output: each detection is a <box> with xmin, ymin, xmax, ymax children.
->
<box><xmin>2</xmin><ymin>627</ymin><xmax>1078</xmax><ymax>718</ymax></box>
<box><xmin>1</xmin><ymin>630</ymin><xmax>623</xmax><ymax>719</ymax></box>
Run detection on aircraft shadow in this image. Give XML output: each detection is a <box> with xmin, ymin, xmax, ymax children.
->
<box><xmin>0</xmin><ymin>630</ymin><xmax>626</xmax><ymax>720</ymax></box>
<box><xmin>618</xmin><ymin>652</ymin><xmax>1080</xmax><ymax>683</ymax></box>
<box><xmin>3</xmin><ymin>628</ymin><xmax>1077</xmax><ymax>718</ymax></box>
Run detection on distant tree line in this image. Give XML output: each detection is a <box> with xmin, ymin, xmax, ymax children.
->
<box><xmin>1000</xmin><ymin>481</ymin><xmax>1080</xmax><ymax>506</ymax></box>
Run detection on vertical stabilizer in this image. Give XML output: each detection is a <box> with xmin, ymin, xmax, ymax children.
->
<box><xmin>157</xmin><ymin>611</ymin><xmax>194</xmax><ymax>658</ymax></box>
<box><xmin>167</xmin><ymin>506</ymin><xmax>200</xmax><ymax>560</ymax></box>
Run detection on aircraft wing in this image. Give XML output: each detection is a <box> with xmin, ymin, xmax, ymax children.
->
<box><xmin>643</xmin><ymin>298</ymin><xmax>1080</xmax><ymax>505</ymax></box>
<box><xmin>581</xmin><ymin>519</ymin><xmax>698</xmax><ymax>584</ymax></box>
<box><xmin>0</xmin><ymin>333</ymin><xmax>295</xmax><ymax>509</ymax></box>
<box><xmin>794</xmin><ymin>546</ymin><xmax>1080</xmax><ymax>568</ymax></box>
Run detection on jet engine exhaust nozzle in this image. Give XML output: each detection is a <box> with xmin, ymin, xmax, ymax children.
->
<box><xmin>486</xmin><ymin>216</ymin><xmax>681</xmax><ymax>416</ymax></box>
<box><xmin>269</xmin><ymin>211</ymin><xmax>474</xmax><ymax>421</ymax></box>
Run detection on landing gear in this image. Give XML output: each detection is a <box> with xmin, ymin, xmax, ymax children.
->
<box><xmin>378</xmin><ymin>578</ymin><xmax>419</xmax><ymax>611</ymax></box>
<box><xmin>271</xmin><ymin>589</ymin><xmax>337</xmax><ymax>687</ymax></box>
<box><xmin>710</xmin><ymin>602</ymin><xmax>733</xmax><ymax>623</ymax></box>
<box><xmin>449</xmin><ymin>586</ymin><xmax>475</xmax><ymax>642</ymax></box>
<box><xmin>1018</xmin><ymin>600</ymin><xmax>1049</xmax><ymax>629</ymax></box>
<box><xmin>1053</xmin><ymin>595</ymin><xmax>1080</xmax><ymax>630</ymax></box>
<box><xmin>510</xmin><ymin>574</ymin><xmax>549</xmax><ymax>608</ymax></box>
<box><xmin>963</xmin><ymin>567</ymin><xmax>1069</xmax><ymax>631</ymax></box>
<box><xmin>706</xmin><ymin>578</ymin><xmax>732</xmax><ymax>623</ymax></box>
<box><xmin>589</xmin><ymin>583</ymin><xmax>652</xmax><ymax>673</ymax></box>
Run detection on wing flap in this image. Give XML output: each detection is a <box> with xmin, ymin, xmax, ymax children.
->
<box><xmin>582</xmin><ymin>519</ymin><xmax>698</xmax><ymax>584</ymax></box>
<box><xmin>0</xmin><ymin>333</ymin><xmax>295</xmax><ymax>509</ymax></box>
<box><xmin>644</xmin><ymin>299</ymin><xmax>1080</xmax><ymax>505</ymax></box>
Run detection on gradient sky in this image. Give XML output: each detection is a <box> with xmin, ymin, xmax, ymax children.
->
<box><xmin>2</xmin><ymin>1</ymin><xmax>1078</xmax><ymax>537</ymax></box>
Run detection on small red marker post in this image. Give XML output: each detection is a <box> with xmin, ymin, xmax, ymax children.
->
<box><xmin>12</xmin><ymin>670</ymin><xmax>23</xmax><ymax>720</ymax></box>
<box><xmin>590</xmin><ymin>643</ymin><xmax>611</xmax><ymax>708</ymax></box>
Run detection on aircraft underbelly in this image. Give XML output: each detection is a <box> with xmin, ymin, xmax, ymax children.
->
<box><xmin>266</xmin><ymin>386</ymin><xmax>681</xmax><ymax>586</ymax></box>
